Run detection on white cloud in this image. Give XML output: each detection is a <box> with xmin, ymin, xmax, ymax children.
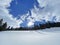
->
<box><xmin>27</xmin><ymin>21</ymin><xmax>34</xmax><ymax>27</ymax></box>
<box><xmin>26</xmin><ymin>0</ymin><xmax>60</xmax><ymax>22</ymax></box>
<box><xmin>0</xmin><ymin>0</ymin><xmax>23</xmax><ymax>28</ymax></box>
<box><xmin>20</xmin><ymin>11</ymin><xmax>30</xmax><ymax>21</ymax></box>
<box><xmin>37</xmin><ymin>0</ymin><xmax>60</xmax><ymax>22</ymax></box>
<box><xmin>0</xmin><ymin>0</ymin><xmax>60</xmax><ymax>28</ymax></box>
<box><xmin>21</xmin><ymin>0</ymin><xmax>60</xmax><ymax>26</ymax></box>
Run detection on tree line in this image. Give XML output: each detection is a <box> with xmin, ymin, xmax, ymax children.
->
<box><xmin>0</xmin><ymin>19</ymin><xmax>7</xmax><ymax>31</ymax></box>
<box><xmin>0</xmin><ymin>19</ymin><xmax>60</xmax><ymax>31</ymax></box>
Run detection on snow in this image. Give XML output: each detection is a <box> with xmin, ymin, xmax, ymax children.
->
<box><xmin>0</xmin><ymin>27</ymin><xmax>60</xmax><ymax>45</ymax></box>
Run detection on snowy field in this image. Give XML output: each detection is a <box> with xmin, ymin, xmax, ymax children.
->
<box><xmin>0</xmin><ymin>27</ymin><xmax>60</xmax><ymax>45</ymax></box>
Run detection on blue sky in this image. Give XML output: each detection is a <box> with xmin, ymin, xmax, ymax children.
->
<box><xmin>0</xmin><ymin>0</ymin><xmax>60</xmax><ymax>28</ymax></box>
<box><xmin>8</xmin><ymin>0</ymin><xmax>40</xmax><ymax>27</ymax></box>
<box><xmin>8</xmin><ymin>0</ymin><xmax>39</xmax><ymax>18</ymax></box>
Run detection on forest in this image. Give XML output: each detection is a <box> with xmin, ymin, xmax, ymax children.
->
<box><xmin>0</xmin><ymin>19</ymin><xmax>60</xmax><ymax>31</ymax></box>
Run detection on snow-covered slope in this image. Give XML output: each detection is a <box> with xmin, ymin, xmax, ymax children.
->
<box><xmin>0</xmin><ymin>27</ymin><xmax>60</xmax><ymax>45</ymax></box>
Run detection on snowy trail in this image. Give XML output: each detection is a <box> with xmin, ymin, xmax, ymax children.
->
<box><xmin>0</xmin><ymin>27</ymin><xmax>60</xmax><ymax>45</ymax></box>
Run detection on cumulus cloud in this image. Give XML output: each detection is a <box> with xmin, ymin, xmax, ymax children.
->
<box><xmin>0</xmin><ymin>0</ymin><xmax>60</xmax><ymax>28</ymax></box>
<box><xmin>26</xmin><ymin>0</ymin><xmax>60</xmax><ymax>23</ymax></box>
<box><xmin>19</xmin><ymin>0</ymin><xmax>60</xmax><ymax>26</ymax></box>
<box><xmin>36</xmin><ymin>0</ymin><xmax>60</xmax><ymax>22</ymax></box>
<box><xmin>0</xmin><ymin>0</ymin><xmax>23</xmax><ymax>28</ymax></box>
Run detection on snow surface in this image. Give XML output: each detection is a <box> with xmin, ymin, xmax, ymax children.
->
<box><xmin>0</xmin><ymin>27</ymin><xmax>60</xmax><ymax>45</ymax></box>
